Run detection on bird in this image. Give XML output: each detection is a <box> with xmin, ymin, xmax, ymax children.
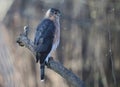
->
<box><xmin>34</xmin><ymin>8</ymin><xmax>61</xmax><ymax>81</ymax></box>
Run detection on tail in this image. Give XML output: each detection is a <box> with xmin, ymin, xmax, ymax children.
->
<box><xmin>36</xmin><ymin>53</ymin><xmax>40</xmax><ymax>63</ymax></box>
<box><xmin>40</xmin><ymin>64</ymin><xmax>45</xmax><ymax>81</ymax></box>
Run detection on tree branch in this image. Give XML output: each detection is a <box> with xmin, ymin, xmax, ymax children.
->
<box><xmin>16</xmin><ymin>26</ymin><xmax>85</xmax><ymax>87</ymax></box>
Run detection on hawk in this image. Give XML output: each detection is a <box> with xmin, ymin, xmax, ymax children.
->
<box><xmin>34</xmin><ymin>8</ymin><xmax>61</xmax><ymax>81</ymax></box>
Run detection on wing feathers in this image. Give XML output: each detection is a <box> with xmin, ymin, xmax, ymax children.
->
<box><xmin>34</xmin><ymin>19</ymin><xmax>55</xmax><ymax>53</ymax></box>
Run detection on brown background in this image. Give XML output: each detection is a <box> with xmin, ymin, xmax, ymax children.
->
<box><xmin>0</xmin><ymin>0</ymin><xmax>120</xmax><ymax>87</ymax></box>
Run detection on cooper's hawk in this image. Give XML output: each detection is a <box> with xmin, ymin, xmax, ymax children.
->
<box><xmin>34</xmin><ymin>8</ymin><xmax>61</xmax><ymax>81</ymax></box>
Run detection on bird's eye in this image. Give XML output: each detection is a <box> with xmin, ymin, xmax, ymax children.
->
<box><xmin>54</xmin><ymin>12</ymin><xmax>57</xmax><ymax>14</ymax></box>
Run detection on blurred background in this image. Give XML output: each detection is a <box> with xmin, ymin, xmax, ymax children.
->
<box><xmin>0</xmin><ymin>0</ymin><xmax>120</xmax><ymax>87</ymax></box>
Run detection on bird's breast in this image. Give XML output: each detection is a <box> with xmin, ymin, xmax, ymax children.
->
<box><xmin>52</xmin><ymin>22</ymin><xmax>60</xmax><ymax>51</ymax></box>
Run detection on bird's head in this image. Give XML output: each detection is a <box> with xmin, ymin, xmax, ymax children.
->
<box><xmin>45</xmin><ymin>8</ymin><xmax>61</xmax><ymax>21</ymax></box>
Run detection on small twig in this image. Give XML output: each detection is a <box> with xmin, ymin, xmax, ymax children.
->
<box><xmin>23</xmin><ymin>26</ymin><xmax>29</xmax><ymax>36</ymax></box>
<box><xmin>16</xmin><ymin>26</ymin><xmax>85</xmax><ymax>87</ymax></box>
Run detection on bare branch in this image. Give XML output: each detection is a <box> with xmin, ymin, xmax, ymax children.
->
<box><xmin>16</xmin><ymin>26</ymin><xmax>85</xmax><ymax>87</ymax></box>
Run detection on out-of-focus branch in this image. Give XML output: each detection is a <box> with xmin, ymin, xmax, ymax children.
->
<box><xmin>0</xmin><ymin>0</ymin><xmax>14</xmax><ymax>21</ymax></box>
<box><xmin>16</xmin><ymin>26</ymin><xmax>85</xmax><ymax>87</ymax></box>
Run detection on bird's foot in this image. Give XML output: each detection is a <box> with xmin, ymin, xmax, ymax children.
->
<box><xmin>36</xmin><ymin>59</ymin><xmax>39</xmax><ymax>63</ymax></box>
<box><xmin>45</xmin><ymin>57</ymin><xmax>53</xmax><ymax>68</ymax></box>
